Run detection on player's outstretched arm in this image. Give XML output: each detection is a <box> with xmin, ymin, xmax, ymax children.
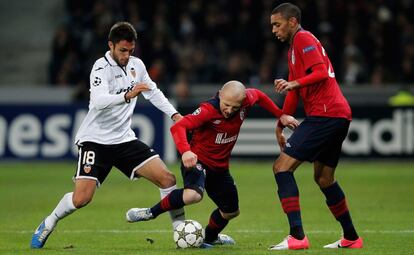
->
<box><xmin>250</xmin><ymin>89</ymin><xmax>283</xmax><ymax>118</ymax></box>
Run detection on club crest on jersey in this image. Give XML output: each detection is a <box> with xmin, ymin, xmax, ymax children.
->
<box><xmin>130</xmin><ymin>67</ymin><xmax>136</xmax><ymax>78</ymax></box>
<box><xmin>291</xmin><ymin>49</ymin><xmax>295</xmax><ymax>64</ymax></box>
<box><xmin>240</xmin><ymin>108</ymin><xmax>246</xmax><ymax>120</ymax></box>
<box><xmin>83</xmin><ymin>164</ymin><xmax>92</xmax><ymax>173</ymax></box>
<box><xmin>192</xmin><ymin>108</ymin><xmax>201</xmax><ymax>115</ymax></box>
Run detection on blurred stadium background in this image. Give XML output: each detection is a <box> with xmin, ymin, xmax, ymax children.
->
<box><xmin>0</xmin><ymin>1</ymin><xmax>413</xmax><ymax>254</ymax></box>
<box><xmin>1</xmin><ymin>0</ymin><xmax>413</xmax><ymax>161</ymax></box>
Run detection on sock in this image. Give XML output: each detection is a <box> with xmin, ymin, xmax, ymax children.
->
<box><xmin>321</xmin><ymin>182</ymin><xmax>358</xmax><ymax>240</ymax></box>
<box><xmin>159</xmin><ymin>185</ymin><xmax>185</xmax><ymax>229</ymax></box>
<box><xmin>204</xmin><ymin>208</ymin><xmax>229</xmax><ymax>244</ymax></box>
<box><xmin>45</xmin><ymin>192</ymin><xmax>76</xmax><ymax>229</ymax></box>
<box><xmin>150</xmin><ymin>189</ymin><xmax>185</xmax><ymax>219</ymax></box>
<box><xmin>275</xmin><ymin>172</ymin><xmax>305</xmax><ymax>240</ymax></box>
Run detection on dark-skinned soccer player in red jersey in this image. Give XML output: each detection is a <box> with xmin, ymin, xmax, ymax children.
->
<box><xmin>126</xmin><ymin>80</ymin><xmax>299</xmax><ymax>248</ymax></box>
<box><xmin>268</xmin><ymin>2</ymin><xmax>363</xmax><ymax>250</ymax></box>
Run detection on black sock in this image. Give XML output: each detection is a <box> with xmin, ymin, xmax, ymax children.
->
<box><xmin>321</xmin><ymin>182</ymin><xmax>358</xmax><ymax>240</ymax></box>
<box><xmin>150</xmin><ymin>189</ymin><xmax>184</xmax><ymax>218</ymax></box>
<box><xmin>275</xmin><ymin>172</ymin><xmax>304</xmax><ymax>240</ymax></box>
<box><xmin>204</xmin><ymin>208</ymin><xmax>229</xmax><ymax>244</ymax></box>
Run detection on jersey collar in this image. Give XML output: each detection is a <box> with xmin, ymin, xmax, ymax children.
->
<box><xmin>104</xmin><ymin>51</ymin><xmax>128</xmax><ymax>75</ymax></box>
<box><xmin>104</xmin><ymin>51</ymin><xmax>118</xmax><ymax>66</ymax></box>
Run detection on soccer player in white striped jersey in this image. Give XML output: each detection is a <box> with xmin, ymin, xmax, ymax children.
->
<box><xmin>31</xmin><ymin>22</ymin><xmax>185</xmax><ymax>249</ymax></box>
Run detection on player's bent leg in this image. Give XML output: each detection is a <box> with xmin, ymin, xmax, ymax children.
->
<box><xmin>159</xmin><ymin>185</ymin><xmax>185</xmax><ymax>229</ymax></box>
<box><xmin>324</xmin><ymin>237</ymin><xmax>363</xmax><ymax>249</ymax></box>
<box><xmin>72</xmin><ymin>179</ymin><xmax>97</xmax><ymax>208</ymax></box>
<box><xmin>313</xmin><ymin>161</ymin><xmax>336</xmax><ymax>188</ymax></box>
<box><xmin>221</xmin><ymin>210</ymin><xmax>240</xmax><ymax>220</ymax></box>
<box><xmin>272</xmin><ymin>152</ymin><xmax>302</xmax><ymax>174</ymax></box>
<box><xmin>183</xmin><ymin>188</ymin><xmax>203</xmax><ymax>205</ymax></box>
<box><xmin>126</xmin><ymin>188</ymin><xmax>198</xmax><ymax>223</ymax></box>
<box><xmin>132</xmin><ymin>157</ymin><xmax>186</xmax><ymax>227</ymax></box>
<box><xmin>135</xmin><ymin>157</ymin><xmax>176</xmax><ymax>189</ymax></box>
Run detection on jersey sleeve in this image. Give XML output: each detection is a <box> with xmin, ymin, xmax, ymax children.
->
<box><xmin>295</xmin><ymin>33</ymin><xmax>324</xmax><ymax>72</ymax></box>
<box><xmin>296</xmin><ymin>63</ymin><xmax>328</xmax><ymax>86</ymax></box>
<box><xmin>170</xmin><ymin>104</ymin><xmax>213</xmax><ymax>154</ymax></box>
<box><xmin>89</xmin><ymin>64</ymin><xmax>125</xmax><ymax>110</ymax></box>
<box><xmin>283</xmin><ymin>90</ymin><xmax>299</xmax><ymax>115</ymax></box>
<box><xmin>246</xmin><ymin>89</ymin><xmax>283</xmax><ymax>118</ymax></box>
<box><xmin>136</xmin><ymin>60</ymin><xmax>178</xmax><ymax>118</ymax></box>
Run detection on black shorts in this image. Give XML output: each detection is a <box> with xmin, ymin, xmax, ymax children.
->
<box><xmin>74</xmin><ymin>140</ymin><xmax>158</xmax><ymax>186</ymax></box>
<box><xmin>181</xmin><ymin>162</ymin><xmax>239</xmax><ymax>213</ymax></box>
<box><xmin>284</xmin><ymin>117</ymin><xmax>350</xmax><ymax>168</ymax></box>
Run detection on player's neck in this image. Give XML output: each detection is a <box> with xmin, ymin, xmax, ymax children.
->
<box><xmin>289</xmin><ymin>25</ymin><xmax>302</xmax><ymax>44</ymax></box>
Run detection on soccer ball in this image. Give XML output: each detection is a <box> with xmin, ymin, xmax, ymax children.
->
<box><xmin>173</xmin><ymin>220</ymin><xmax>205</xmax><ymax>248</ymax></box>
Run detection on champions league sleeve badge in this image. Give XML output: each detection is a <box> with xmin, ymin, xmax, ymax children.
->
<box><xmin>92</xmin><ymin>76</ymin><xmax>102</xmax><ymax>86</ymax></box>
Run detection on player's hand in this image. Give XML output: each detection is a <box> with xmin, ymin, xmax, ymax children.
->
<box><xmin>182</xmin><ymin>151</ymin><xmax>198</xmax><ymax>168</ymax></box>
<box><xmin>274</xmin><ymin>79</ymin><xmax>300</xmax><ymax>93</ymax></box>
<box><xmin>172</xmin><ymin>113</ymin><xmax>183</xmax><ymax>123</ymax></box>
<box><xmin>275</xmin><ymin>126</ymin><xmax>286</xmax><ymax>152</ymax></box>
<box><xmin>280</xmin><ymin>114</ymin><xmax>300</xmax><ymax>130</ymax></box>
<box><xmin>125</xmin><ymin>83</ymin><xmax>151</xmax><ymax>100</ymax></box>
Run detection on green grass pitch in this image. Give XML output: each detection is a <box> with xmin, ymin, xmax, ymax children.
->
<box><xmin>1</xmin><ymin>161</ymin><xmax>413</xmax><ymax>254</ymax></box>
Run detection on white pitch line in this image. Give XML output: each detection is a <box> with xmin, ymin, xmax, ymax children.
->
<box><xmin>3</xmin><ymin>229</ymin><xmax>414</xmax><ymax>234</ymax></box>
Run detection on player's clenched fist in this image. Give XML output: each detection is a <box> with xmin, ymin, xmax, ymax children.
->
<box><xmin>280</xmin><ymin>114</ymin><xmax>300</xmax><ymax>130</ymax></box>
<box><xmin>274</xmin><ymin>79</ymin><xmax>300</xmax><ymax>93</ymax></box>
<box><xmin>182</xmin><ymin>151</ymin><xmax>198</xmax><ymax>168</ymax></box>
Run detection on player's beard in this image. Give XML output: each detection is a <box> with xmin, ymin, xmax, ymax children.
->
<box><xmin>114</xmin><ymin>55</ymin><xmax>129</xmax><ymax>67</ymax></box>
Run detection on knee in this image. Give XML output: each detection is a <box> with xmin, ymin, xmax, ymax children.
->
<box><xmin>314</xmin><ymin>175</ymin><xmax>334</xmax><ymax>188</ymax></box>
<box><xmin>72</xmin><ymin>194</ymin><xmax>92</xmax><ymax>209</ymax></box>
<box><xmin>222</xmin><ymin>209</ymin><xmax>240</xmax><ymax>220</ymax></box>
<box><xmin>158</xmin><ymin>172</ymin><xmax>176</xmax><ymax>189</ymax></box>
<box><xmin>273</xmin><ymin>159</ymin><xmax>288</xmax><ymax>173</ymax></box>
<box><xmin>183</xmin><ymin>188</ymin><xmax>203</xmax><ymax>205</ymax></box>
<box><xmin>273</xmin><ymin>160</ymin><xmax>282</xmax><ymax>173</ymax></box>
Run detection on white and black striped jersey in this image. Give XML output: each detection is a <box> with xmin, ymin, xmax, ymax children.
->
<box><xmin>75</xmin><ymin>51</ymin><xmax>178</xmax><ymax>145</ymax></box>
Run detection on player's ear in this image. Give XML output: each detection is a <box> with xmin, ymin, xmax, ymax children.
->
<box><xmin>108</xmin><ymin>41</ymin><xmax>114</xmax><ymax>51</ymax></box>
<box><xmin>288</xmin><ymin>17</ymin><xmax>298</xmax><ymax>27</ymax></box>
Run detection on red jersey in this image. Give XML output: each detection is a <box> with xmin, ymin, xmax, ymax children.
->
<box><xmin>285</xmin><ymin>29</ymin><xmax>351</xmax><ymax>120</ymax></box>
<box><xmin>170</xmin><ymin>89</ymin><xmax>282</xmax><ymax>171</ymax></box>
